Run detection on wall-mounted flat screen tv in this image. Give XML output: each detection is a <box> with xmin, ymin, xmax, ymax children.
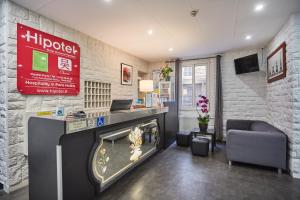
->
<box><xmin>234</xmin><ymin>54</ymin><xmax>259</xmax><ymax>74</ymax></box>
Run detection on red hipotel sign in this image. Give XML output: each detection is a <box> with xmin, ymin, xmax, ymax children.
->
<box><xmin>17</xmin><ymin>23</ymin><xmax>80</xmax><ymax>95</ymax></box>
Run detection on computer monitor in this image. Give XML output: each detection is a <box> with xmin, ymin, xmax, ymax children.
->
<box><xmin>110</xmin><ymin>99</ymin><xmax>133</xmax><ymax>111</ymax></box>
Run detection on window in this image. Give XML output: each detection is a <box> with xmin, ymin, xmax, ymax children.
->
<box><xmin>195</xmin><ymin>65</ymin><xmax>207</xmax><ymax>103</ymax></box>
<box><xmin>181</xmin><ymin>64</ymin><xmax>207</xmax><ymax>109</ymax></box>
<box><xmin>183</xmin><ymin>67</ymin><xmax>192</xmax><ymax>76</ymax></box>
<box><xmin>182</xmin><ymin>66</ymin><xmax>193</xmax><ymax>107</ymax></box>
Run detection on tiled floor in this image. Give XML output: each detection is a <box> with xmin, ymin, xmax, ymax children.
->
<box><xmin>1</xmin><ymin>143</ymin><xmax>300</xmax><ymax>200</ymax></box>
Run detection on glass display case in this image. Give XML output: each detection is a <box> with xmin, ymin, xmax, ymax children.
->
<box><xmin>92</xmin><ymin>119</ymin><xmax>159</xmax><ymax>191</ymax></box>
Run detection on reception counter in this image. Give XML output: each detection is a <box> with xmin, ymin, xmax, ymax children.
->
<box><xmin>28</xmin><ymin>107</ymin><xmax>168</xmax><ymax>200</ymax></box>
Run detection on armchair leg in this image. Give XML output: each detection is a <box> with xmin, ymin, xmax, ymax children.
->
<box><xmin>278</xmin><ymin>168</ymin><xmax>282</xmax><ymax>174</ymax></box>
<box><xmin>228</xmin><ymin>160</ymin><xmax>232</xmax><ymax>166</ymax></box>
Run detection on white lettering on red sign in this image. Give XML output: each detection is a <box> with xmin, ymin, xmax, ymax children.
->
<box><xmin>23</xmin><ymin>31</ymin><xmax>78</xmax><ymax>55</ymax></box>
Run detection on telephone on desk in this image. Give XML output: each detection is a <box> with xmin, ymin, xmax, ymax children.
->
<box><xmin>74</xmin><ymin>111</ymin><xmax>86</xmax><ymax>118</ymax></box>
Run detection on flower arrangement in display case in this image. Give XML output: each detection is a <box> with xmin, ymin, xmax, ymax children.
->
<box><xmin>129</xmin><ymin>127</ymin><xmax>143</xmax><ymax>161</ymax></box>
<box><xmin>97</xmin><ymin>148</ymin><xmax>110</xmax><ymax>174</ymax></box>
<box><xmin>196</xmin><ymin>95</ymin><xmax>210</xmax><ymax>132</ymax></box>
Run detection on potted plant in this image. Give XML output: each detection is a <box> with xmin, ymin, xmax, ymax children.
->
<box><xmin>196</xmin><ymin>95</ymin><xmax>210</xmax><ymax>132</ymax></box>
<box><xmin>160</xmin><ymin>65</ymin><xmax>173</xmax><ymax>81</ymax></box>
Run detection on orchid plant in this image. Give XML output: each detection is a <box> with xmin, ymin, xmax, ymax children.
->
<box><xmin>196</xmin><ymin>95</ymin><xmax>210</xmax><ymax>124</ymax></box>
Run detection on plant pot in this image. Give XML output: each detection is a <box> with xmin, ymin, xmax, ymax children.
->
<box><xmin>199</xmin><ymin>123</ymin><xmax>208</xmax><ymax>133</ymax></box>
<box><xmin>164</xmin><ymin>76</ymin><xmax>170</xmax><ymax>81</ymax></box>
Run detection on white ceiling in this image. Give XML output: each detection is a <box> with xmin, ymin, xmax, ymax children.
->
<box><xmin>12</xmin><ymin>0</ymin><xmax>300</xmax><ymax>62</ymax></box>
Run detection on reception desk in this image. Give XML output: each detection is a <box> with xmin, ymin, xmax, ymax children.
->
<box><xmin>28</xmin><ymin>107</ymin><xmax>168</xmax><ymax>200</ymax></box>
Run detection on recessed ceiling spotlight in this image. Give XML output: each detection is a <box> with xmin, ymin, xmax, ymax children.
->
<box><xmin>245</xmin><ymin>35</ymin><xmax>252</xmax><ymax>40</ymax></box>
<box><xmin>103</xmin><ymin>0</ymin><xmax>112</xmax><ymax>3</ymax></box>
<box><xmin>254</xmin><ymin>3</ymin><xmax>264</xmax><ymax>12</ymax></box>
<box><xmin>147</xmin><ymin>29</ymin><xmax>153</xmax><ymax>35</ymax></box>
<box><xmin>168</xmin><ymin>47</ymin><xmax>174</xmax><ymax>52</ymax></box>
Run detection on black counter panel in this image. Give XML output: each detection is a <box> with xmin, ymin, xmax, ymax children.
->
<box><xmin>28</xmin><ymin>108</ymin><xmax>167</xmax><ymax>200</ymax></box>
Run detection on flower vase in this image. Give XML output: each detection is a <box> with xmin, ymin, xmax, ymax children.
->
<box><xmin>199</xmin><ymin>123</ymin><xmax>208</xmax><ymax>133</ymax></box>
<box><xmin>164</xmin><ymin>76</ymin><xmax>170</xmax><ymax>81</ymax></box>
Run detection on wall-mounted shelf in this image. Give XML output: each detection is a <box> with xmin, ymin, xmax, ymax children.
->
<box><xmin>159</xmin><ymin>81</ymin><xmax>171</xmax><ymax>102</ymax></box>
<box><xmin>84</xmin><ymin>81</ymin><xmax>111</xmax><ymax>109</ymax></box>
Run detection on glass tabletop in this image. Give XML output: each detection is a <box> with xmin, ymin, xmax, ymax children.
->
<box><xmin>191</xmin><ymin>128</ymin><xmax>215</xmax><ymax>136</ymax></box>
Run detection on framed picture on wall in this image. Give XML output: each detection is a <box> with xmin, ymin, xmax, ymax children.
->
<box><xmin>267</xmin><ymin>42</ymin><xmax>286</xmax><ymax>83</ymax></box>
<box><xmin>121</xmin><ymin>63</ymin><xmax>133</xmax><ymax>85</ymax></box>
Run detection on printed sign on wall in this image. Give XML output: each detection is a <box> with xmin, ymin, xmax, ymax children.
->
<box><xmin>17</xmin><ymin>23</ymin><xmax>80</xmax><ymax>95</ymax></box>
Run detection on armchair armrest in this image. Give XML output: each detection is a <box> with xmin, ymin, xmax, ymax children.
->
<box><xmin>226</xmin><ymin>119</ymin><xmax>254</xmax><ymax>131</ymax></box>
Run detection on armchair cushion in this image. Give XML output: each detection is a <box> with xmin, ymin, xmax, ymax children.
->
<box><xmin>250</xmin><ymin>121</ymin><xmax>280</xmax><ymax>132</ymax></box>
<box><xmin>226</xmin><ymin>119</ymin><xmax>253</xmax><ymax>131</ymax></box>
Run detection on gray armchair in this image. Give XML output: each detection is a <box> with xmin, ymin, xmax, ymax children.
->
<box><xmin>226</xmin><ymin>120</ymin><xmax>287</xmax><ymax>173</ymax></box>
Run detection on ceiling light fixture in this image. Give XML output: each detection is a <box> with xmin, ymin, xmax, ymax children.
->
<box><xmin>245</xmin><ymin>35</ymin><xmax>252</xmax><ymax>40</ymax></box>
<box><xmin>168</xmin><ymin>48</ymin><xmax>174</xmax><ymax>52</ymax></box>
<box><xmin>190</xmin><ymin>9</ymin><xmax>199</xmax><ymax>17</ymax></box>
<box><xmin>103</xmin><ymin>0</ymin><xmax>112</xmax><ymax>3</ymax></box>
<box><xmin>254</xmin><ymin>3</ymin><xmax>264</xmax><ymax>12</ymax></box>
<box><xmin>147</xmin><ymin>29</ymin><xmax>153</xmax><ymax>35</ymax></box>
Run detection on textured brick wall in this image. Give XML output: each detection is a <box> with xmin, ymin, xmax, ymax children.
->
<box><xmin>148</xmin><ymin>61</ymin><xmax>166</xmax><ymax>72</ymax></box>
<box><xmin>266</xmin><ymin>14</ymin><xmax>300</xmax><ymax>178</ymax></box>
<box><xmin>0</xmin><ymin>0</ymin><xmax>8</xmax><ymax>190</ymax></box>
<box><xmin>221</xmin><ymin>49</ymin><xmax>267</xmax><ymax>137</ymax></box>
<box><xmin>291</xmin><ymin>14</ymin><xmax>300</xmax><ymax>179</ymax></box>
<box><xmin>1</xmin><ymin>0</ymin><xmax>150</xmax><ymax>192</ymax></box>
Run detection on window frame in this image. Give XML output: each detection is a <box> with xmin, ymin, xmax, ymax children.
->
<box><xmin>179</xmin><ymin>61</ymin><xmax>209</xmax><ymax>111</ymax></box>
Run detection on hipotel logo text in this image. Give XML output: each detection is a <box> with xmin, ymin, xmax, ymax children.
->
<box><xmin>19</xmin><ymin>23</ymin><xmax>79</xmax><ymax>57</ymax></box>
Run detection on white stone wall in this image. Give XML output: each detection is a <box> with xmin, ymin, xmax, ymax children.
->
<box><xmin>221</xmin><ymin>49</ymin><xmax>267</xmax><ymax>137</ymax></box>
<box><xmin>148</xmin><ymin>61</ymin><xmax>166</xmax><ymax>72</ymax></box>
<box><xmin>291</xmin><ymin>14</ymin><xmax>300</xmax><ymax>179</ymax></box>
<box><xmin>1</xmin><ymin>0</ymin><xmax>150</xmax><ymax>192</ymax></box>
<box><xmin>0</xmin><ymin>0</ymin><xmax>8</xmax><ymax>189</ymax></box>
<box><xmin>266</xmin><ymin>14</ymin><xmax>300</xmax><ymax>178</ymax></box>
